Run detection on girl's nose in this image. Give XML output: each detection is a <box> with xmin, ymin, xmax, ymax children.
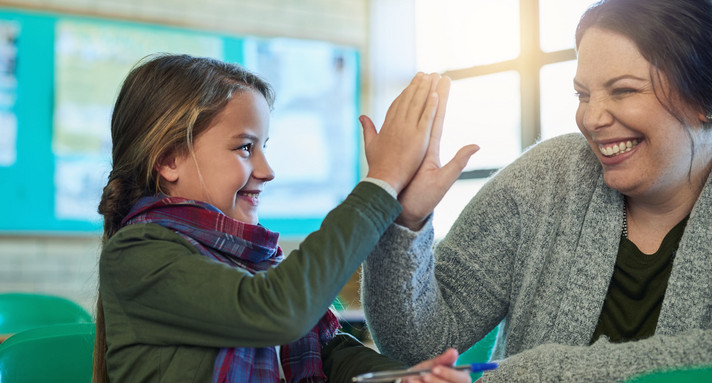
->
<box><xmin>253</xmin><ymin>151</ymin><xmax>275</xmax><ymax>182</ymax></box>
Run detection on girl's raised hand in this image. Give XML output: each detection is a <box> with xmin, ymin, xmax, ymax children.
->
<box><xmin>396</xmin><ymin>76</ymin><xmax>479</xmax><ymax>231</ymax></box>
<box><xmin>360</xmin><ymin>73</ymin><xmax>441</xmax><ymax>194</ymax></box>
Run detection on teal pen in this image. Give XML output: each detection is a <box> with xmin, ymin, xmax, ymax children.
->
<box><xmin>351</xmin><ymin>362</ymin><xmax>499</xmax><ymax>382</ymax></box>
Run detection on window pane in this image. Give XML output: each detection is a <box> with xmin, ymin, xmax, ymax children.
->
<box><xmin>442</xmin><ymin>71</ymin><xmax>521</xmax><ymax>171</ymax></box>
<box><xmin>539</xmin><ymin>0</ymin><xmax>598</xmax><ymax>52</ymax></box>
<box><xmin>416</xmin><ymin>0</ymin><xmax>519</xmax><ymax>72</ymax></box>
<box><xmin>540</xmin><ymin>60</ymin><xmax>580</xmax><ymax>140</ymax></box>
<box><xmin>434</xmin><ymin>178</ymin><xmax>491</xmax><ymax>239</ymax></box>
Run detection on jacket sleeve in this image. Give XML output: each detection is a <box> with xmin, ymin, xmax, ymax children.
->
<box><xmin>100</xmin><ymin>181</ymin><xmax>401</xmax><ymax>349</ymax></box>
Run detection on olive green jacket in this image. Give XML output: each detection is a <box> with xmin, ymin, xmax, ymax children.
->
<box><xmin>100</xmin><ymin>182</ymin><xmax>406</xmax><ymax>382</ymax></box>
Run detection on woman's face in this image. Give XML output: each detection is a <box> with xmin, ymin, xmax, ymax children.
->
<box><xmin>160</xmin><ymin>89</ymin><xmax>274</xmax><ymax>224</ymax></box>
<box><xmin>574</xmin><ymin>27</ymin><xmax>707</xmax><ymax>201</ymax></box>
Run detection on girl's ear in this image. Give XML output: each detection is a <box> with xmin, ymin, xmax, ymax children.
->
<box><xmin>155</xmin><ymin>152</ymin><xmax>180</xmax><ymax>183</ymax></box>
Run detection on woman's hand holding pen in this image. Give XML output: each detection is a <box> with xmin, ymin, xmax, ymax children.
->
<box><xmin>360</xmin><ymin>72</ymin><xmax>441</xmax><ymax>194</ymax></box>
<box><xmin>403</xmin><ymin>348</ymin><xmax>472</xmax><ymax>383</ymax></box>
<box><xmin>395</xmin><ymin>75</ymin><xmax>479</xmax><ymax>231</ymax></box>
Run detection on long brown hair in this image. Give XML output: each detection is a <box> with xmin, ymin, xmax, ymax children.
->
<box><xmin>92</xmin><ymin>53</ymin><xmax>274</xmax><ymax>382</ymax></box>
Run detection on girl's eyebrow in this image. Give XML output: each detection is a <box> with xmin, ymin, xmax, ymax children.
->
<box><xmin>229</xmin><ymin>133</ymin><xmax>259</xmax><ymax>141</ymax></box>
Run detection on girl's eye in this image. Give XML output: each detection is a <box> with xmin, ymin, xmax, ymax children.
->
<box><xmin>235</xmin><ymin>143</ymin><xmax>253</xmax><ymax>153</ymax></box>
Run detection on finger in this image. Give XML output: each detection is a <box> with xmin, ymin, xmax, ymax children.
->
<box><xmin>416</xmin><ymin>91</ymin><xmax>439</xmax><ymax>139</ymax></box>
<box><xmin>429</xmin><ymin>72</ymin><xmax>441</xmax><ymax>93</ymax></box>
<box><xmin>383</xmin><ymin>72</ymin><xmax>423</xmax><ymax>127</ymax></box>
<box><xmin>403</xmin><ymin>73</ymin><xmax>436</xmax><ymax>123</ymax></box>
<box><xmin>438</xmin><ymin>144</ymin><xmax>480</xmax><ymax>186</ymax></box>
<box><xmin>429</xmin><ymin>366</ymin><xmax>472</xmax><ymax>383</ymax></box>
<box><xmin>392</xmin><ymin>72</ymin><xmax>427</xmax><ymax>123</ymax></box>
<box><xmin>435</xmin><ymin>348</ymin><xmax>460</xmax><ymax>365</ymax></box>
<box><xmin>359</xmin><ymin>115</ymin><xmax>377</xmax><ymax>147</ymax></box>
<box><xmin>432</xmin><ymin>76</ymin><xmax>451</xmax><ymax>141</ymax></box>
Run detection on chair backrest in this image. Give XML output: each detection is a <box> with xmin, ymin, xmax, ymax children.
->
<box><xmin>0</xmin><ymin>292</ymin><xmax>92</xmax><ymax>336</ymax></box>
<box><xmin>0</xmin><ymin>322</ymin><xmax>95</xmax><ymax>383</ymax></box>
<box><xmin>456</xmin><ymin>325</ymin><xmax>499</xmax><ymax>380</ymax></box>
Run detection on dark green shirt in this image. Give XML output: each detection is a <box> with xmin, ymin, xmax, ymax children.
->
<box><xmin>591</xmin><ymin>216</ymin><xmax>689</xmax><ymax>344</ymax></box>
<box><xmin>100</xmin><ymin>182</ymin><xmax>407</xmax><ymax>382</ymax></box>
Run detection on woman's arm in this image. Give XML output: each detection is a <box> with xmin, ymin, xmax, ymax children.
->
<box><xmin>362</xmin><ymin>175</ymin><xmax>520</xmax><ymax>365</ymax></box>
<box><xmin>482</xmin><ymin>329</ymin><xmax>712</xmax><ymax>382</ymax></box>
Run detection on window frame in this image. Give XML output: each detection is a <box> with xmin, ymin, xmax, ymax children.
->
<box><xmin>440</xmin><ymin>0</ymin><xmax>577</xmax><ymax>180</ymax></box>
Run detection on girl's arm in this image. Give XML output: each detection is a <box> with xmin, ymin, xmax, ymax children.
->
<box><xmin>101</xmin><ymin>182</ymin><xmax>400</xmax><ymax>348</ymax></box>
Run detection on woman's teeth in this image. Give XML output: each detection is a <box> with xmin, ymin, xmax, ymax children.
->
<box><xmin>598</xmin><ymin>139</ymin><xmax>638</xmax><ymax>157</ymax></box>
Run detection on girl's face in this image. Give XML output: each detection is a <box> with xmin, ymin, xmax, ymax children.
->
<box><xmin>160</xmin><ymin>89</ymin><xmax>274</xmax><ymax>224</ymax></box>
<box><xmin>574</xmin><ymin>27</ymin><xmax>707</xmax><ymax>202</ymax></box>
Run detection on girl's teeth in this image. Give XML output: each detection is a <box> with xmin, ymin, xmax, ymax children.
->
<box><xmin>598</xmin><ymin>139</ymin><xmax>638</xmax><ymax>157</ymax></box>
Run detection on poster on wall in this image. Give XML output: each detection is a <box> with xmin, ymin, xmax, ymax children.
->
<box><xmin>0</xmin><ymin>20</ymin><xmax>18</xmax><ymax>167</ymax></box>
<box><xmin>52</xmin><ymin>19</ymin><xmax>223</xmax><ymax>221</ymax></box>
<box><xmin>242</xmin><ymin>38</ymin><xmax>359</xmax><ymax>222</ymax></box>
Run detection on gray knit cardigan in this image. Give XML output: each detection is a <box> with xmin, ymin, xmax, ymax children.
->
<box><xmin>362</xmin><ymin>133</ymin><xmax>712</xmax><ymax>382</ymax></box>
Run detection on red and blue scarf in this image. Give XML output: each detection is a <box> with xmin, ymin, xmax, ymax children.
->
<box><xmin>122</xmin><ymin>195</ymin><xmax>340</xmax><ymax>382</ymax></box>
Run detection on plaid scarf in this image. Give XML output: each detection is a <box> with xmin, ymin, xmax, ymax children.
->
<box><xmin>122</xmin><ymin>195</ymin><xmax>340</xmax><ymax>383</ymax></box>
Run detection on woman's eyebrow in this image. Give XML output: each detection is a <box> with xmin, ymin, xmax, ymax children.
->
<box><xmin>603</xmin><ymin>74</ymin><xmax>647</xmax><ymax>88</ymax></box>
<box><xmin>573</xmin><ymin>74</ymin><xmax>648</xmax><ymax>90</ymax></box>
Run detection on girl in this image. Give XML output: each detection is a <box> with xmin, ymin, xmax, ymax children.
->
<box><xmin>93</xmin><ymin>53</ymin><xmax>476</xmax><ymax>382</ymax></box>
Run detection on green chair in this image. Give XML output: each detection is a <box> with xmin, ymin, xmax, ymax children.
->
<box><xmin>0</xmin><ymin>292</ymin><xmax>92</xmax><ymax>338</ymax></box>
<box><xmin>456</xmin><ymin>325</ymin><xmax>499</xmax><ymax>380</ymax></box>
<box><xmin>624</xmin><ymin>365</ymin><xmax>712</xmax><ymax>383</ymax></box>
<box><xmin>0</xmin><ymin>322</ymin><xmax>95</xmax><ymax>382</ymax></box>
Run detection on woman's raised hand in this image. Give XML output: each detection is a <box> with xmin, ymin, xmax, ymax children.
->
<box><xmin>360</xmin><ymin>73</ymin><xmax>441</xmax><ymax>194</ymax></box>
<box><xmin>396</xmin><ymin>75</ymin><xmax>479</xmax><ymax>231</ymax></box>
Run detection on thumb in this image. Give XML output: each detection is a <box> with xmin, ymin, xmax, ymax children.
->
<box><xmin>440</xmin><ymin>144</ymin><xmax>480</xmax><ymax>183</ymax></box>
<box><xmin>359</xmin><ymin>115</ymin><xmax>377</xmax><ymax>147</ymax></box>
<box><xmin>432</xmin><ymin>348</ymin><xmax>460</xmax><ymax>366</ymax></box>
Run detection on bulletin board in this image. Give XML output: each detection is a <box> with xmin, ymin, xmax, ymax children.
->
<box><xmin>0</xmin><ymin>7</ymin><xmax>360</xmax><ymax>235</ymax></box>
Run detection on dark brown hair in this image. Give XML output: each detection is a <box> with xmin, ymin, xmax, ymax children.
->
<box><xmin>576</xmin><ymin>0</ymin><xmax>712</xmax><ymax>123</ymax></box>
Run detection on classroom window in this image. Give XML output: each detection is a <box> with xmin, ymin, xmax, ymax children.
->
<box><xmin>415</xmin><ymin>0</ymin><xmax>598</xmax><ymax>237</ymax></box>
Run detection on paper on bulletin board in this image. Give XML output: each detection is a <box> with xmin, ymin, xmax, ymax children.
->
<box><xmin>0</xmin><ymin>20</ymin><xmax>18</xmax><ymax>167</ymax></box>
<box><xmin>52</xmin><ymin>19</ymin><xmax>223</xmax><ymax>221</ymax></box>
<box><xmin>241</xmin><ymin>38</ymin><xmax>359</xmax><ymax>220</ymax></box>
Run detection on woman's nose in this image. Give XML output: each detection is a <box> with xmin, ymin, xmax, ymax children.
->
<box><xmin>581</xmin><ymin>95</ymin><xmax>614</xmax><ymax>131</ymax></box>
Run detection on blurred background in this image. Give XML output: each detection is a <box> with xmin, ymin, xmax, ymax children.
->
<box><xmin>0</xmin><ymin>0</ymin><xmax>597</xmax><ymax>317</ymax></box>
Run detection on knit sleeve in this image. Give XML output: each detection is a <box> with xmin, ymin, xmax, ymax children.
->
<box><xmin>482</xmin><ymin>329</ymin><xmax>712</xmax><ymax>382</ymax></box>
<box><xmin>362</xmin><ymin>169</ymin><xmax>521</xmax><ymax>365</ymax></box>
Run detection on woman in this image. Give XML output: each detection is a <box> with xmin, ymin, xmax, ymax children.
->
<box><xmin>361</xmin><ymin>0</ymin><xmax>712</xmax><ymax>381</ymax></box>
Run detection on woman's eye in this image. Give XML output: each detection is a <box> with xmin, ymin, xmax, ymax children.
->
<box><xmin>574</xmin><ymin>91</ymin><xmax>589</xmax><ymax>102</ymax></box>
<box><xmin>612</xmin><ymin>88</ymin><xmax>636</xmax><ymax>96</ymax></box>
